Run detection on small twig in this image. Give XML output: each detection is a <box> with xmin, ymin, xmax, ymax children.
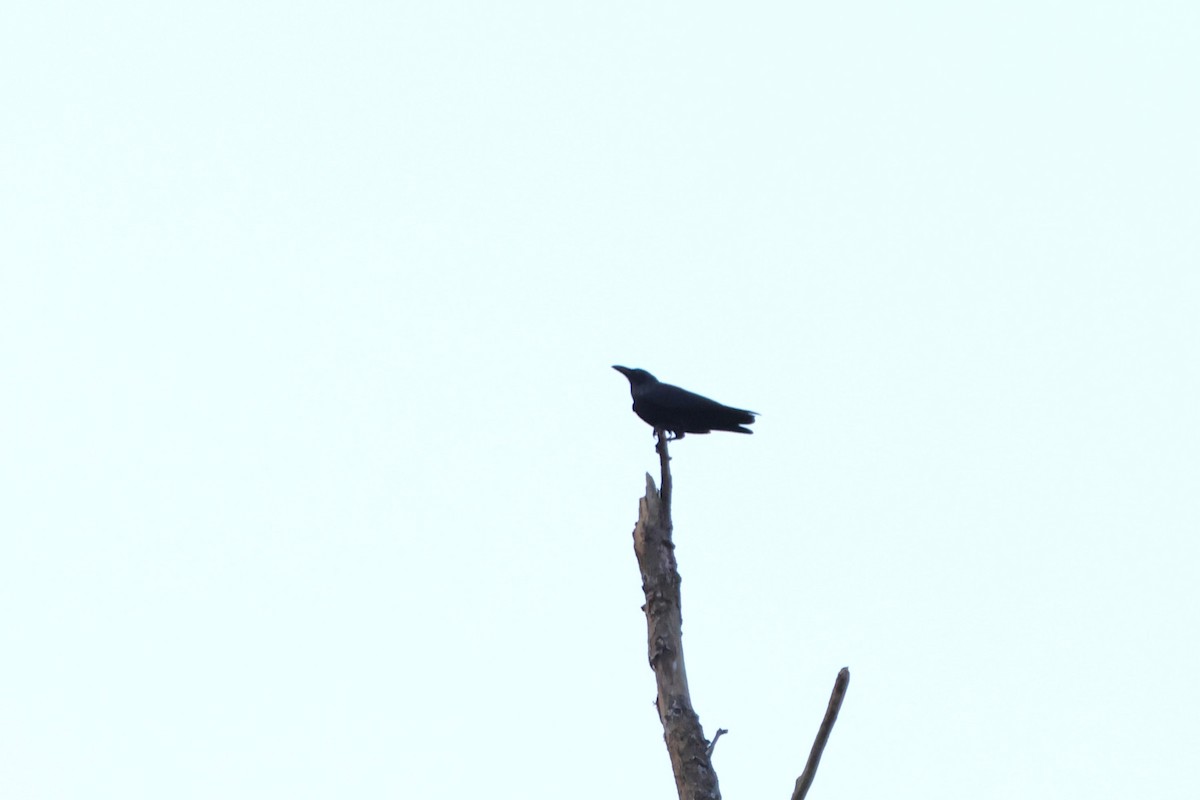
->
<box><xmin>654</xmin><ymin>429</ymin><xmax>672</xmax><ymax>518</ymax></box>
<box><xmin>791</xmin><ymin>667</ymin><xmax>850</xmax><ymax>800</ymax></box>
<box><xmin>706</xmin><ymin>728</ymin><xmax>729</xmax><ymax>758</ymax></box>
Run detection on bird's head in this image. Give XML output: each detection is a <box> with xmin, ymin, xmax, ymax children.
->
<box><xmin>612</xmin><ymin>365</ymin><xmax>658</xmax><ymax>386</ymax></box>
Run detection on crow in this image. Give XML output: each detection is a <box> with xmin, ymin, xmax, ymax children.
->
<box><xmin>612</xmin><ymin>366</ymin><xmax>758</xmax><ymax>440</ymax></box>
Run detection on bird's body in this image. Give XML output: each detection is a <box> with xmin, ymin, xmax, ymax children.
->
<box><xmin>612</xmin><ymin>366</ymin><xmax>757</xmax><ymax>439</ymax></box>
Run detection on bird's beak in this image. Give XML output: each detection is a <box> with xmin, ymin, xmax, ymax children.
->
<box><xmin>612</xmin><ymin>365</ymin><xmax>631</xmax><ymax>376</ymax></box>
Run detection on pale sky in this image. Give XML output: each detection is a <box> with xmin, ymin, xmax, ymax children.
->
<box><xmin>2</xmin><ymin>3</ymin><xmax>1198</xmax><ymax>799</ymax></box>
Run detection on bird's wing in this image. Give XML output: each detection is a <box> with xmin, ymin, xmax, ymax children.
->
<box><xmin>642</xmin><ymin>383</ymin><xmax>757</xmax><ymax>421</ymax></box>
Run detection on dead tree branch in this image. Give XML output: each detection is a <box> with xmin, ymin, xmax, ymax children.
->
<box><xmin>631</xmin><ymin>429</ymin><xmax>721</xmax><ymax>800</ymax></box>
<box><xmin>706</xmin><ymin>728</ymin><xmax>729</xmax><ymax>758</ymax></box>
<box><xmin>629</xmin><ymin>428</ymin><xmax>849</xmax><ymax>800</ymax></box>
<box><xmin>791</xmin><ymin>667</ymin><xmax>851</xmax><ymax>800</ymax></box>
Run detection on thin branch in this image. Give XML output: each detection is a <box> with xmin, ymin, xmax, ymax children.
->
<box><xmin>791</xmin><ymin>667</ymin><xmax>850</xmax><ymax>800</ymax></box>
<box><xmin>654</xmin><ymin>428</ymin><xmax>672</xmax><ymax>515</ymax></box>
<box><xmin>705</xmin><ymin>728</ymin><xmax>729</xmax><ymax>758</ymax></box>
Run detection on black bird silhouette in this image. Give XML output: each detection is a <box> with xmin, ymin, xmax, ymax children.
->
<box><xmin>612</xmin><ymin>366</ymin><xmax>757</xmax><ymax>440</ymax></box>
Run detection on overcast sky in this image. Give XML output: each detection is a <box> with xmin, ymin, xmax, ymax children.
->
<box><xmin>3</xmin><ymin>3</ymin><xmax>1198</xmax><ymax>799</ymax></box>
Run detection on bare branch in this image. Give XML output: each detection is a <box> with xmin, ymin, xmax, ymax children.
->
<box><xmin>705</xmin><ymin>728</ymin><xmax>729</xmax><ymax>758</ymax></box>
<box><xmin>654</xmin><ymin>428</ymin><xmax>672</xmax><ymax>515</ymax></box>
<box><xmin>791</xmin><ymin>667</ymin><xmax>850</xmax><ymax>800</ymax></box>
